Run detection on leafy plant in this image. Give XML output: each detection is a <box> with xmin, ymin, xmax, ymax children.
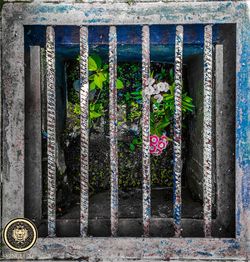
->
<box><xmin>77</xmin><ymin>54</ymin><xmax>124</xmax><ymax>91</ymax></box>
<box><xmin>69</xmin><ymin>54</ymin><xmax>124</xmax><ymax>129</ymax></box>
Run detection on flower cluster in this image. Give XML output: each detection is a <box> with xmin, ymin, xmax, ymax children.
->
<box><xmin>150</xmin><ymin>135</ymin><xmax>169</xmax><ymax>156</ymax></box>
<box><xmin>144</xmin><ymin>78</ymin><xmax>169</xmax><ymax>102</ymax></box>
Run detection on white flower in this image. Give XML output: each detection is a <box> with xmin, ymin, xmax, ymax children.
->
<box><xmin>154</xmin><ymin>94</ymin><xmax>163</xmax><ymax>103</ymax></box>
<box><xmin>153</xmin><ymin>84</ymin><xmax>160</xmax><ymax>95</ymax></box>
<box><xmin>145</xmin><ymin>78</ymin><xmax>169</xmax><ymax>97</ymax></box>
<box><xmin>144</xmin><ymin>85</ymin><xmax>154</xmax><ymax>96</ymax></box>
<box><xmin>147</xmin><ymin>78</ymin><xmax>155</xmax><ymax>87</ymax></box>
<box><xmin>157</xmin><ymin>82</ymin><xmax>169</xmax><ymax>93</ymax></box>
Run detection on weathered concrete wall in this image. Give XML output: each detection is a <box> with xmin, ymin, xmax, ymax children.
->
<box><xmin>186</xmin><ymin>54</ymin><xmax>204</xmax><ymax>201</ymax></box>
<box><xmin>215</xmin><ymin>24</ymin><xmax>236</xmax><ymax>236</ymax></box>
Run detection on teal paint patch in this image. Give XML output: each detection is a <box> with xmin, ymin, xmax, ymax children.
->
<box><xmin>88</xmin><ymin>18</ymin><xmax>111</xmax><ymax>24</ymax></box>
<box><xmin>236</xmin><ymin>11</ymin><xmax>250</xmax><ymax>239</ymax></box>
<box><xmin>31</xmin><ymin>5</ymin><xmax>79</xmax><ymax>15</ymax></box>
<box><xmin>84</xmin><ymin>7</ymin><xmax>105</xmax><ymax>17</ymax></box>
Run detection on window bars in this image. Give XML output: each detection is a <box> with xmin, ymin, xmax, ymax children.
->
<box><xmin>46</xmin><ymin>24</ymin><xmax>213</xmax><ymax>238</ymax></box>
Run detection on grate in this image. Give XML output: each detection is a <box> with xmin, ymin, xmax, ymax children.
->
<box><xmin>45</xmin><ymin>24</ymin><xmax>213</xmax><ymax>238</ymax></box>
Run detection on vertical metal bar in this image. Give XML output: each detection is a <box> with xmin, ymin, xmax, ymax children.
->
<box><xmin>80</xmin><ymin>26</ymin><xmax>89</xmax><ymax>237</ymax></box>
<box><xmin>46</xmin><ymin>26</ymin><xmax>56</xmax><ymax>237</ymax></box>
<box><xmin>203</xmin><ymin>24</ymin><xmax>213</xmax><ymax>238</ymax></box>
<box><xmin>142</xmin><ymin>25</ymin><xmax>151</xmax><ymax>237</ymax></box>
<box><xmin>109</xmin><ymin>25</ymin><xmax>118</xmax><ymax>237</ymax></box>
<box><xmin>173</xmin><ymin>25</ymin><xmax>183</xmax><ymax>238</ymax></box>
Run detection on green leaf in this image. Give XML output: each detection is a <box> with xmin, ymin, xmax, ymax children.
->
<box><xmin>89</xmin><ymin>74</ymin><xmax>95</xmax><ymax>81</ymax></box>
<box><xmin>90</xmin><ymin>81</ymin><xmax>96</xmax><ymax>91</ymax></box>
<box><xmin>73</xmin><ymin>104</ymin><xmax>81</xmax><ymax>115</ymax></box>
<box><xmin>94</xmin><ymin>74</ymin><xmax>103</xmax><ymax>89</ymax></box>
<box><xmin>103</xmin><ymin>64</ymin><xmax>109</xmax><ymax>70</ymax></box>
<box><xmin>169</xmin><ymin>68</ymin><xmax>174</xmax><ymax>83</ymax></box>
<box><xmin>125</xmin><ymin>92</ymin><xmax>131</xmax><ymax>101</ymax></box>
<box><xmin>88</xmin><ymin>56</ymin><xmax>98</xmax><ymax>71</ymax></box>
<box><xmin>90</xmin><ymin>111</ymin><xmax>102</xmax><ymax>119</ymax></box>
<box><xmin>116</xmin><ymin>79</ymin><xmax>124</xmax><ymax>89</ymax></box>
<box><xmin>132</xmin><ymin>138</ymin><xmax>138</xmax><ymax>144</ymax></box>
<box><xmin>91</xmin><ymin>54</ymin><xmax>102</xmax><ymax>69</ymax></box>
<box><xmin>131</xmin><ymin>91</ymin><xmax>142</xmax><ymax>95</ymax></box>
<box><xmin>130</xmin><ymin>143</ymin><xmax>135</xmax><ymax>151</ymax></box>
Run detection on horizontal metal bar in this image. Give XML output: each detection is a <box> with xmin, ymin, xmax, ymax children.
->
<box><xmin>46</xmin><ymin>26</ymin><xmax>56</xmax><ymax>237</ymax></box>
<box><xmin>203</xmin><ymin>24</ymin><xmax>213</xmax><ymax>238</ymax></box>
<box><xmin>142</xmin><ymin>25</ymin><xmax>151</xmax><ymax>237</ymax></box>
<box><xmin>109</xmin><ymin>25</ymin><xmax>119</xmax><ymax>237</ymax></box>
<box><xmin>173</xmin><ymin>25</ymin><xmax>184</xmax><ymax>238</ymax></box>
<box><xmin>80</xmin><ymin>26</ymin><xmax>89</xmax><ymax>237</ymax></box>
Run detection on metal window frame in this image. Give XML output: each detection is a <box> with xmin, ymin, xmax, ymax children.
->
<box><xmin>1</xmin><ymin>2</ymin><xmax>249</xmax><ymax>260</ymax></box>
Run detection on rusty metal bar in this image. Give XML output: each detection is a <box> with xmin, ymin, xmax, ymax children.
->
<box><xmin>173</xmin><ymin>25</ymin><xmax>183</xmax><ymax>238</ymax></box>
<box><xmin>203</xmin><ymin>24</ymin><xmax>213</xmax><ymax>238</ymax></box>
<box><xmin>109</xmin><ymin>25</ymin><xmax>118</xmax><ymax>237</ymax></box>
<box><xmin>80</xmin><ymin>26</ymin><xmax>89</xmax><ymax>237</ymax></box>
<box><xmin>142</xmin><ymin>25</ymin><xmax>151</xmax><ymax>237</ymax></box>
<box><xmin>46</xmin><ymin>26</ymin><xmax>56</xmax><ymax>237</ymax></box>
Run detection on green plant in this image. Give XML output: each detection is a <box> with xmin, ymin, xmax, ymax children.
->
<box><xmin>77</xmin><ymin>54</ymin><xmax>124</xmax><ymax>91</ymax></box>
<box><xmin>69</xmin><ymin>54</ymin><xmax>124</xmax><ymax>129</ymax></box>
<box><xmin>151</xmin><ymin>81</ymin><xmax>194</xmax><ymax>136</ymax></box>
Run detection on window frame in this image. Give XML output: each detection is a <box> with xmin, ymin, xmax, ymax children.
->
<box><xmin>1</xmin><ymin>2</ymin><xmax>249</xmax><ymax>260</ymax></box>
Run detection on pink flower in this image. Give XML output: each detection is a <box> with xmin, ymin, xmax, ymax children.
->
<box><xmin>150</xmin><ymin>145</ymin><xmax>157</xmax><ymax>154</ymax></box>
<box><xmin>154</xmin><ymin>148</ymin><xmax>163</xmax><ymax>156</ymax></box>
<box><xmin>150</xmin><ymin>135</ymin><xmax>159</xmax><ymax>146</ymax></box>
<box><xmin>158</xmin><ymin>140</ymin><xmax>167</xmax><ymax>150</ymax></box>
<box><xmin>161</xmin><ymin>135</ymin><xmax>168</xmax><ymax>142</ymax></box>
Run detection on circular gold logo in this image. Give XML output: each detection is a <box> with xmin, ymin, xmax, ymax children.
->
<box><xmin>3</xmin><ymin>218</ymin><xmax>38</xmax><ymax>252</ymax></box>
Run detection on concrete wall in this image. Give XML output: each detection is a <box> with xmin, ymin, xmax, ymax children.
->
<box><xmin>186</xmin><ymin>54</ymin><xmax>204</xmax><ymax>201</ymax></box>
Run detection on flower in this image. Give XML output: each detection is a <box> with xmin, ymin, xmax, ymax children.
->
<box><xmin>154</xmin><ymin>94</ymin><xmax>163</xmax><ymax>103</ymax></box>
<box><xmin>158</xmin><ymin>140</ymin><xmax>167</xmax><ymax>150</ymax></box>
<box><xmin>161</xmin><ymin>135</ymin><xmax>169</xmax><ymax>143</ymax></box>
<box><xmin>157</xmin><ymin>82</ymin><xmax>169</xmax><ymax>92</ymax></box>
<box><xmin>150</xmin><ymin>135</ymin><xmax>159</xmax><ymax>145</ymax></box>
<box><xmin>147</xmin><ymin>78</ymin><xmax>155</xmax><ymax>87</ymax></box>
<box><xmin>144</xmin><ymin>85</ymin><xmax>154</xmax><ymax>96</ymax></box>
<box><xmin>153</xmin><ymin>84</ymin><xmax>160</xmax><ymax>95</ymax></box>
<box><xmin>145</xmin><ymin>78</ymin><xmax>170</xmax><ymax>97</ymax></box>
<box><xmin>150</xmin><ymin>145</ymin><xmax>157</xmax><ymax>154</ymax></box>
<box><xmin>154</xmin><ymin>148</ymin><xmax>163</xmax><ymax>156</ymax></box>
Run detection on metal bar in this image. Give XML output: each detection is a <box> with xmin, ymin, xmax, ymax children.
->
<box><xmin>46</xmin><ymin>26</ymin><xmax>56</xmax><ymax>237</ymax></box>
<box><xmin>80</xmin><ymin>26</ymin><xmax>89</xmax><ymax>237</ymax></box>
<box><xmin>173</xmin><ymin>25</ymin><xmax>183</xmax><ymax>238</ymax></box>
<box><xmin>142</xmin><ymin>25</ymin><xmax>151</xmax><ymax>237</ymax></box>
<box><xmin>109</xmin><ymin>25</ymin><xmax>118</xmax><ymax>237</ymax></box>
<box><xmin>203</xmin><ymin>24</ymin><xmax>213</xmax><ymax>238</ymax></box>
